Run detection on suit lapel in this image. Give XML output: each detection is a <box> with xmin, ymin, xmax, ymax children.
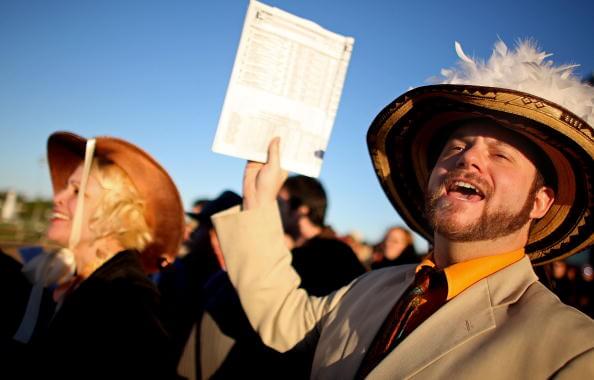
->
<box><xmin>367</xmin><ymin>256</ymin><xmax>537</xmax><ymax>379</ymax></box>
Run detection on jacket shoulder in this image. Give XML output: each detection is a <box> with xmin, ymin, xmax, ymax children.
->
<box><xmin>518</xmin><ymin>281</ymin><xmax>594</xmax><ymax>330</ymax></box>
<box><xmin>497</xmin><ymin>281</ymin><xmax>594</xmax><ymax>367</ymax></box>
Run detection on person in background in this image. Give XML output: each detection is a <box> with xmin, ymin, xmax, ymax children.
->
<box><xmin>177</xmin><ymin>198</ymin><xmax>210</xmax><ymax>246</ymax></box>
<box><xmin>1</xmin><ymin>250</ymin><xmax>31</xmax><ymax>342</ymax></box>
<box><xmin>191</xmin><ymin>198</ymin><xmax>209</xmax><ymax>215</ymax></box>
<box><xmin>550</xmin><ymin>260</ymin><xmax>576</xmax><ymax>306</ymax></box>
<box><xmin>280</xmin><ymin>175</ymin><xmax>366</xmax><ymax>295</ymax></box>
<box><xmin>577</xmin><ymin>259</ymin><xmax>594</xmax><ymax>318</ymax></box>
<box><xmin>340</xmin><ymin>231</ymin><xmax>374</xmax><ymax>271</ymax></box>
<box><xmin>180</xmin><ymin>198</ymin><xmax>210</xmax><ymax>251</ymax></box>
<box><xmin>371</xmin><ymin>226</ymin><xmax>421</xmax><ymax>270</ymax></box>
<box><xmin>159</xmin><ymin>190</ymin><xmax>241</xmax><ymax>380</ymax></box>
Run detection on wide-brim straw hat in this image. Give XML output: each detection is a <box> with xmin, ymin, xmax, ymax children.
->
<box><xmin>367</xmin><ymin>41</ymin><xmax>594</xmax><ymax>265</ymax></box>
<box><xmin>47</xmin><ymin>131</ymin><xmax>184</xmax><ymax>273</ymax></box>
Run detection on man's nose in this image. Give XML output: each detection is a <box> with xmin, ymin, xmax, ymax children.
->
<box><xmin>455</xmin><ymin>145</ymin><xmax>484</xmax><ymax>172</ymax></box>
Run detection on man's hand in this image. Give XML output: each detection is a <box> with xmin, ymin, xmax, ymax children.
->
<box><xmin>243</xmin><ymin>137</ymin><xmax>288</xmax><ymax>210</ymax></box>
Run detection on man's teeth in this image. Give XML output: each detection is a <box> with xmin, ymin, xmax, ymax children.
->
<box><xmin>454</xmin><ymin>181</ymin><xmax>477</xmax><ymax>192</ymax></box>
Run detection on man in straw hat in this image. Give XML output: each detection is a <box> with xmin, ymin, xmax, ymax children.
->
<box><xmin>212</xmin><ymin>40</ymin><xmax>594</xmax><ymax>378</ymax></box>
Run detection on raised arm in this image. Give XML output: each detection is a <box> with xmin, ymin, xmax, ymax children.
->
<box><xmin>212</xmin><ymin>138</ymin><xmax>348</xmax><ymax>352</ymax></box>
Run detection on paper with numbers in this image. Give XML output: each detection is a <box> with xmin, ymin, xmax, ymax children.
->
<box><xmin>212</xmin><ymin>0</ymin><xmax>354</xmax><ymax>177</ymax></box>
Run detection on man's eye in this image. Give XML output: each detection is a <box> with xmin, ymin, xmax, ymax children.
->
<box><xmin>448</xmin><ymin>145</ymin><xmax>464</xmax><ymax>152</ymax></box>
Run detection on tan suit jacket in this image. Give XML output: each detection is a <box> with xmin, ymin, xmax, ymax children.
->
<box><xmin>213</xmin><ymin>203</ymin><xmax>594</xmax><ymax>379</ymax></box>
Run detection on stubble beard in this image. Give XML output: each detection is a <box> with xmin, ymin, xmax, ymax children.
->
<box><xmin>424</xmin><ymin>172</ymin><xmax>536</xmax><ymax>242</ymax></box>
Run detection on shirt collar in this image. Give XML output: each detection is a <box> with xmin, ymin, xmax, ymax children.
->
<box><xmin>416</xmin><ymin>248</ymin><xmax>525</xmax><ymax>301</ymax></box>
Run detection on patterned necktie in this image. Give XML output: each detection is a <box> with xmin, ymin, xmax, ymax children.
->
<box><xmin>356</xmin><ymin>266</ymin><xmax>448</xmax><ymax>379</ymax></box>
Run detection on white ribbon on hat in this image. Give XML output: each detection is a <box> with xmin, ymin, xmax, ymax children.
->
<box><xmin>14</xmin><ymin>138</ymin><xmax>96</xmax><ymax>343</ymax></box>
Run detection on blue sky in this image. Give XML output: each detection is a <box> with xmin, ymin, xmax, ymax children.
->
<box><xmin>1</xmin><ymin>0</ymin><xmax>593</xmax><ymax>250</ymax></box>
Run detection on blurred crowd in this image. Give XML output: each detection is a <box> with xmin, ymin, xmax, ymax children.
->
<box><xmin>541</xmin><ymin>257</ymin><xmax>594</xmax><ymax>317</ymax></box>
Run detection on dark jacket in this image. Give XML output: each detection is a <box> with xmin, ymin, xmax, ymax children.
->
<box><xmin>202</xmin><ymin>270</ymin><xmax>287</xmax><ymax>379</ymax></box>
<box><xmin>291</xmin><ymin>236</ymin><xmax>366</xmax><ymax>296</ymax></box>
<box><xmin>0</xmin><ymin>250</ymin><xmax>32</xmax><ymax>344</ymax></box>
<box><xmin>158</xmin><ymin>225</ymin><xmax>222</xmax><ymax>376</ymax></box>
<box><xmin>31</xmin><ymin>250</ymin><xmax>177</xmax><ymax>380</ymax></box>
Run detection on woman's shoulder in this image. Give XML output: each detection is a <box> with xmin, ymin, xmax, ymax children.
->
<box><xmin>66</xmin><ymin>250</ymin><xmax>160</xmax><ymax>315</ymax></box>
<box><xmin>87</xmin><ymin>250</ymin><xmax>156</xmax><ymax>290</ymax></box>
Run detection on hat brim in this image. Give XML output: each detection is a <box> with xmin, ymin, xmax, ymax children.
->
<box><xmin>47</xmin><ymin>132</ymin><xmax>184</xmax><ymax>273</ymax></box>
<box><xmin>367</xmin><ymin>84</ymin><xmax>594</xmax><ymax>265</ymax></box>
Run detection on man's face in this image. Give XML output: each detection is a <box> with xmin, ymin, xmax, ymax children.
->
<box><xmin>426</xmin><ymin>122</ymin><xmax>542</xmax><ymax>242</ymax></box>
<box><xmin>278</xmin><ymin>187</ymin><xmax>300</xmax><ymax>238</ymax></box>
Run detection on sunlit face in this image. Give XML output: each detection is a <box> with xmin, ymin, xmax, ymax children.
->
<box><xmin>383</xmin><ymin>228</ymin><xmax>409</xmax><ymax>260</ymax></box>
<box><xmin>46</xmin><ymin>164</ymin><xmax>103</xmax><ymax>247</ymax></box>
<box><xmin>426</xmin><ymin>122</ymin><xmax>543</xmax><ymax>241</ymax></box>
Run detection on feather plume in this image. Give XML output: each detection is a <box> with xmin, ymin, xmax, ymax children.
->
<box><xmin>434</xmin><ymin>40</ymin><xmax>594</xmax><ymax>126</ymax></box>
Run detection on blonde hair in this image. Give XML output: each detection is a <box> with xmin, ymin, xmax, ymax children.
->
<box><xmin>88</xmin><ymin>158</ymin><xmax>153</xmax><ymax>252</ymax></box>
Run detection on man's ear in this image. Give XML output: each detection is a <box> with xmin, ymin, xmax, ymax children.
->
<box><xmin>297</xmin><ymin>205</ymin><xmax>310</xmax><ymax>218</ymax></box>
<box><xmin>530</xmin><ymin>186</ymin><xmax>555</xmax><ymax>219</ymax></box>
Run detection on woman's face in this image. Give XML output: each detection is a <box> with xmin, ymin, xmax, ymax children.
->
<box><xmin>383</xmin><ymin>228</ymin><xmax>409</xmax><ymax>260</ymax></box>
<box><xmin>47</xmin><ymin>164</ymin><xmax>103</xmax><ymax>247</ymax></box>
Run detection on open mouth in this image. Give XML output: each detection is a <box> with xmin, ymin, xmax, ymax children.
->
<box><xmin>446</xmin><ymin>180</ymin><xmax>485</xmax><ymax>202</ymax></box>
<box><xmin>52</xmin><ymin>211</ymin><xmax>70</xmax><ymax>221</ymax></box>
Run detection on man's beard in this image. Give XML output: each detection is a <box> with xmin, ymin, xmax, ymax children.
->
<box><xmin>424</xmin><ymin>170</ymin><xmax>536</xmax><ymax>242</ymax></box>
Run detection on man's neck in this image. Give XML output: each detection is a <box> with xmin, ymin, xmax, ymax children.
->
<box><xmin>293</xmin><ymin>219</ymin><xmax>322</xmax><ymax>248</ymax></box>
<box><xmin>432</xmin><ymin>232</ymin><xmax>527</xmax><ymax>268</ymax></box>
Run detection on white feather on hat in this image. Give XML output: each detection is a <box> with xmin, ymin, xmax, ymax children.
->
<box><xmin>434</xmin><ymin>40</ymin><xmax>594</xmax><ymax>126</ymax></box>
